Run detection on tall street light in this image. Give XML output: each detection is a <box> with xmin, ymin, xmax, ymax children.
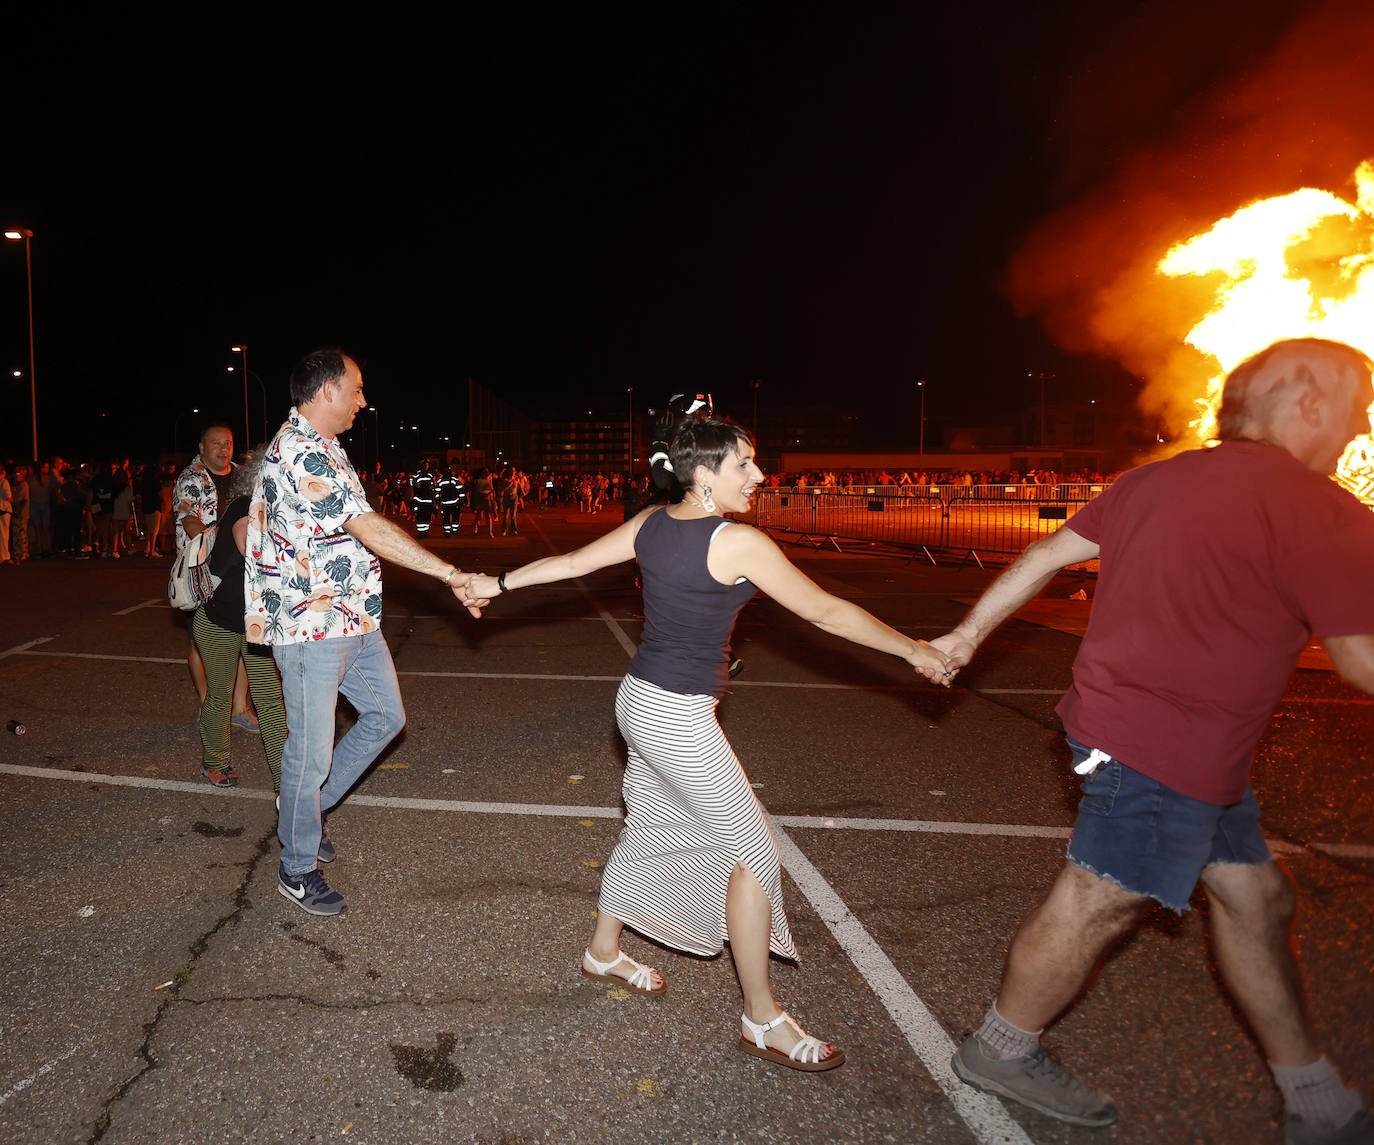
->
<box><xmin>5</xmin><ymin>228</ymin><xmax>37</xmax><ymax>459</ymax></box>
<box><xmin>230</xmin><ymin>345</ymin><xmax>252</xmax><ymax>448</ymax></box>
<box><xmin>917</xmin><ymin>380</ymin><xmax>926</xmax><ymax>456</ymax></box>
<box><xmin>227</xmin><ymin>362</ymin><xmax>268</xmax><ymax>444</ymax></box>
<box><xmin>367</xmin><ymin>406</ymin><xmax>380</xmax><ymax>471</ymax></box>
<box><xmin>626</xmin><ymin>386</ymin><xmax>634</xmax><ymax>470</ymax></box>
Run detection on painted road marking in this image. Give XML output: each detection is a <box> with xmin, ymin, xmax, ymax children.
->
<box><xmin>0</xmin><ymin>636</ymin><xmax>54</xmax><ymax>660</ymax></box>
<box><xmin>113</xmin><ymin>598</ymin><xmax>165</xmax><ymax>616</ymax></box>
<box><xmin>0</xmin><ymin>1041</ymin><xmax>84</xmax><ymax>1109</ymax></box>
<box><xmin>14</xmin><ymin>648</ymin><xmax>1374</xmax><ymax>706</ymax></box>
<box><xmin>3</xmin><ymin>762</ymin><xmax>1368</xmax><ymax>861</ymax></box>
<box><xmin>21</xmin><ymin>650</ymin><xmax>184</xmax><ymax>665</ymax></box>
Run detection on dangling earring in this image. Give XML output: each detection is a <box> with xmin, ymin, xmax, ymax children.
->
<box><xmin>699</xmin><ymin>485</ymin><xmax>717</xmax><ymax>513</ymax></box>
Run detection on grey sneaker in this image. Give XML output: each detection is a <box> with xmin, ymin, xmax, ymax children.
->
<box><xmin>277</xmin><ymin>865</ymin><xmax>346</xmax><ymax>916</ymax></box>
<box><xmin>951</xmin><ymin>1036</ymin><xmax>1117</xmax><ymax>1128</ymax></box>
<box><xmin>1287</xmin><ymin>1109</ymin><xmax>1374</xmax><ymax>1145</ymax></box>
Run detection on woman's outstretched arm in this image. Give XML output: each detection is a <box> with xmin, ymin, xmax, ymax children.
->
<box><xmin>467</xmin><ymin>508</ymin><xmax>657</xmax><ymax>601</ymax></box>
<box><xmin>710</xmin><ymin>523</ymin><xmax>951</xmax><ymax>684</ymax></box>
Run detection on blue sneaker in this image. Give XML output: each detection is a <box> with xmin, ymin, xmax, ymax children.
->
<box><xmin>277</xmin><ymin>865</ymin><xmax>346</xmax><ymax>916</ymax></box>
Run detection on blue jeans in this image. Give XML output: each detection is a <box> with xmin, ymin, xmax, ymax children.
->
<box><xmin>1064</xmin><ymin>736</ymin><xmax>1270</xmax><ymax>913</ymax></box>
<box><xmin>273</xmin><ymin>630</ymin><xmax>406</xmax><ymax>875</ymax></box>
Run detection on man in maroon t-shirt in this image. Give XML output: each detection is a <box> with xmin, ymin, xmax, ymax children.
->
<box><xmin>932</xmin><ymin>338</ymin><xmax>1374</xmax><ymax>1144</ymax></box>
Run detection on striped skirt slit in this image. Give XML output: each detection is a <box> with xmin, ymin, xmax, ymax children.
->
<box><xmin>598</xmin><ymin>674</ymin><xmax>798</xmax><ymax>961</ymax></box>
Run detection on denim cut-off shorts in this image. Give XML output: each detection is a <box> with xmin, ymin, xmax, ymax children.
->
<box><xmin>1064</xmin><ymin>736</ymin><xmax>1271</xmax><ymax>913</ymax></box>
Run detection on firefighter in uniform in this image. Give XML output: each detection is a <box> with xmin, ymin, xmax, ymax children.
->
<box><xmin>410</xmin><ymin>461</ymin><xmax>436</xmax><ymax>537</ymax></box>
<box><xmin>437</xmin><ymin>465</ymin><xmax>465</xmax><ymax>536</ymax></box>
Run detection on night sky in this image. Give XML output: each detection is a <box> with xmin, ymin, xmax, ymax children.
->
<box><xmin>0</xmin><ymin>1</ymin><xmax>1350</xmax><ymax>462</ymax></box>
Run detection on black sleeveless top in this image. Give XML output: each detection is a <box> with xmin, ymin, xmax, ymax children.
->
<box><xmin>628</xmin><ymin>509</ymin><xmax>757</xmax><ymax>699</ymax></box>
<box><xmin>204</xmin><ymin>496</ymin><xmax>250</xmax><ymax>634</ymax></box>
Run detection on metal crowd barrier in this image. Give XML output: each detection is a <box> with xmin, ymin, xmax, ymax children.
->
<box><xmin>741</xmin><ymin>483</ymin><xmax>1110</xmax><ymax>564</ymax></box>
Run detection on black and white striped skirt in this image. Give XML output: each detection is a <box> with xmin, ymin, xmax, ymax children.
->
<box><xmin>599</xmin><ymin>674</ymin><xmax>798</xmax><ymax>961</ymax></box>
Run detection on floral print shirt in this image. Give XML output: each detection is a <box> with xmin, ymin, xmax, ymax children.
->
<box><xmin>244</xmin><ymin>407</ymin><xmax>382</xmax><ymax>645</ymax></box>
<box><xmin>172</xmin><ymin>456</ymin><xmax>233</xmax><ymax>549</ymax></box>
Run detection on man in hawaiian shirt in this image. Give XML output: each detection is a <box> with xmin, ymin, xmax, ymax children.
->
<box><xmin>173</xmin><ymin>423</ymin><xmax>242</xmax><ymax>719</ymax></box>
<box><xmin>174</xmin><ymin>422</ymin><xmax>235</xmax><ymax>547</ymax></box>
<box><xmin>246</xmin><ymin>348</ymin><xmax>484</xmax><ymax>916</ymax></box>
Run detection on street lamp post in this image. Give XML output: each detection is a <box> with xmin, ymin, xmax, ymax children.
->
<box><xmin>751</xmin><ymin>379</ymin><xmax>760</xmax><ymax>436</ymax></box>
<box><xmin>917</xmin><ymin>380</ymin><xmax>926</xmax><ymax>456</ymax></box>
<box><xmin>230</xmin><ymin>346</ymin><xmax>251</xmax><ymax>448</ymax></box>
<box><xmin>227</xmin><ymin>361</ymin><xmax>268</xmax><ymax>444</ymax></box>
<box><xmin>5</xmin><ymin>228</ymin><xmax>37</xmax><ymax>459</ymax></box>
<box><xmin>626</xmin><ymin>386</ymin><xmax>634</xmax><ymax>470</ymax></box>
<box><xmin>367</xmin><ymin>406</ymin><xmax>380</xmax><ymax>471</ymax></box>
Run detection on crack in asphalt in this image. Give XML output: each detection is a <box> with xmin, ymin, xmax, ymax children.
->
<box><xmin>86</xmin><ymin>823</ymin><xmax>277</xmax><ymax>1143</ymax></box>
<box><xmin>170</xmin><ymin>990</ymin><xmax>501</xmax><ymax>1011</ymax></box>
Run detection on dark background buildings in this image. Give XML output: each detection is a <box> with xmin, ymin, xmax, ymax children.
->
<box><xmin>1</xmin><ymin>2</ymin><xmax>1367</xmax><ymax>466</ymax></box>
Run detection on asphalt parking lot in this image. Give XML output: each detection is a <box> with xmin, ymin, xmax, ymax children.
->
<box><xmin>1</xmin><ymin>508</ymin><xmax>1371</xmax><ymax>1145</ymax></box>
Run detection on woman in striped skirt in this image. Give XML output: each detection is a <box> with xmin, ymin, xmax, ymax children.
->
<box><xmin>468</xmin><ymin>418</ymin><xmax>951</xmax><ymax>1071</ymax></box>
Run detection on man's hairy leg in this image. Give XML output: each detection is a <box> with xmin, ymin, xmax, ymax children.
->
<box><xmin>1201</xmin><ymin>860</ymin><xmax>1317</xmax><ymax>1066</ymax></box>
<box><xmin>996</xmin><ymin>862</ymin><xmax>1146</xmax><ymax>1032</ymax></box>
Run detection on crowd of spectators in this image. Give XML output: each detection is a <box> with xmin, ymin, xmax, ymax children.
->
<box><xmin>763</xmin><ymin>467</ymin><xmax>1114</xmax><ymax>492</ymax></box>
<box><xmin>0</xmin><ymin>456</ymin><xmax>1121</xmax><ymax>566</ymax></box>
<box><xmin>0</xmin><ymin>456</ymin><xmax>178</xmax><ymax>562</ymax></box>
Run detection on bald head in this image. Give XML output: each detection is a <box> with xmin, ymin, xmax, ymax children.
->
<box><xmin>1217</xmin><ymin>338</ymin><xmax>1374</xmax><ymax>472</ymax></box>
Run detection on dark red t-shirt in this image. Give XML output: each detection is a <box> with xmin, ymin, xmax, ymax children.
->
<box><xmin>1057</xmin><ymin>441</ymin><xmax>1374</xmax><ymax>804</ymax></box>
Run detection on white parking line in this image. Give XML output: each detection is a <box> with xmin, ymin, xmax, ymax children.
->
<box><xmin>20</xmin><ymin>648</ymin><xmax>1374</xmax><ymax>709</ymax></box>
<box><xmin>0</xmin><ymin>1041</ymin><xmax>84</xmax><ymax>1108</ymax></box>
<box><xmin>113</xmin><ymin>598</ymin><xmax>165</xmax><ymax>616</ymax></box>
<box><xmin>5</xmin><ymin>765</ymin><xmax>1368</xmax><ymax>862</ymax></box>
<box><xmin>0</xmin><ymin>636</ymin><xmax>53</xmax><ymax>660</ymax></box>
<box><xmin>22</xmin><ymin>650</ymin><xmax>184</xmax><ymax>665</ymax></box>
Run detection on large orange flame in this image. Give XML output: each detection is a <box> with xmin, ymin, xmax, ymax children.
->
<box><xmin>1156</xmin><ymin>160</ymin><xmax>1374</xmax><ymax>502</ymax></box>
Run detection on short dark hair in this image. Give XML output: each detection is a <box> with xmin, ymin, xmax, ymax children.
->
<box><xmin>199</xmin><ymin>420</ymin><xmax>234</xmax><ymax>445</ymax></box>
<box><xmin>668</xmin><ymin>417</ymin><xmax>753</xmax><ymax>486</ymax></box>
<box><xmin>290</xmin><ymin>348</ymin><xmax>349</xmax><ymax>406</ymax></box>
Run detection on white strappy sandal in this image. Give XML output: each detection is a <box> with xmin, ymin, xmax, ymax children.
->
<box><xmin>738</xmin><ymin>1010</ymin><xmax>845</xmax><ymax>1072</ymax></box>
<box><xmin>580</xmin><ymin>949</ymin><xmax>667</xmax><ymax>996</ymax></box>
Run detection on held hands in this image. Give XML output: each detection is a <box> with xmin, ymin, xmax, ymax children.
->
<box><xmin>926</xmin><ymin>631</ymin><xmax>976</xmax><ymax>683</ymax></box>
<box><xmin>444</xmin><ymin>570</ymin><xmax>488</xmax><ymax>619</ymax></box>
<box><xmin>467</xmin><ymin>572</ymin><xmax>503</xmax><ymax>601</ymax></box>
<box><xmin>907</xmin><ymin>639</ymin><xmax>954</xmax><ymax>686</ymax></box>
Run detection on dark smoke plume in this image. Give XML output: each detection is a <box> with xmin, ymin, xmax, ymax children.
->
<box><xmin>1007</xmin><ymin>0</ymin><xmax>1374</xmax><ymax>437</ymax></box>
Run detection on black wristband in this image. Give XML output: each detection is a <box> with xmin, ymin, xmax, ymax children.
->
<box><xmin>497</xmin><ymin>571</ymin><xmax>508</xmax><ymax>593</ymax></box>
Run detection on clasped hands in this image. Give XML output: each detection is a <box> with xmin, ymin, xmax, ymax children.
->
<box><xmin>911</xmin><ymin>631</ymin><xmax>976</xmax><ymax>686</ymax></box>
<box><xmin>442</xmin><ymin>570</ymin><xmax>493</xmax><ymax>618</ymax></box>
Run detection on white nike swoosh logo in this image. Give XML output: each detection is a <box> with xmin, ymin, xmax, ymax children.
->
<box><xmin>284</xmin><ymin>881</ymin><xmax>306</xmax><ymax>899</ymax></box>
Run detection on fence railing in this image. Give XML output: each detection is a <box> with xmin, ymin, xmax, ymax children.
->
<box><xmin>740</xmin><ymin>483</ymin><xmax>1110</xmax><ymax>561</ymax></box>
